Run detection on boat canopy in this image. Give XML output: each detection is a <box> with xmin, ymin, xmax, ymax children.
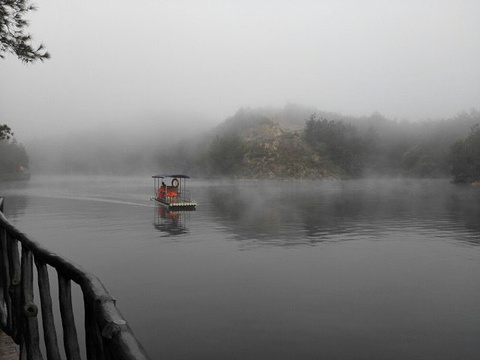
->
<box><xmin>152</xmin><ymin>174</ymin><xmax>190</xmax><ymax>179</ymax></box>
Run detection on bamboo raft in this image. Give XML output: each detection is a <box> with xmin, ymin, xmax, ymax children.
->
<box><xmin>152</xmin><ymin>174</ymin><xmax>197</xmax><ymax>209</ymax></box>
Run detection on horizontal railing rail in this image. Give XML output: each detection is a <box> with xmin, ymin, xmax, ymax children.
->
<box><xmin>0</xmin><ymin>197</ymin><xmax>151</xmax><ymax>360</ymax></box>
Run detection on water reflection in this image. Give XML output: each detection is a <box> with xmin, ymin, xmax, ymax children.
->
<box><xmin>2</xmin><ymin>177</ymin><xmax>480</xmax><ymax>359</ymax></box>
<box><xmin>0</xmin><ymin>195</ymin><xmax>28</xmax><ymax>220</ymax></box>
<box><xmin>445</xmin><ymin>187</ymin><xmax>480</xmax><ymax>245</ymax></box>
<box><xmin>153</xmin><ymin>205</ymin><xmax>194</xmax><ymax>236</ymax></box>
<box><xmin>0</xmin><ymin>179</ymin><xmax>30</xmax><ymax>192</ymax></box>
<box><xmin>207</xmin><ymin>179</ymin><xmax>480</xmax><ymax>247</ymax></box>
<box><xmin>0</xmin><ymin>180</ymin><xmax>30</xmax><ymax>220</ymax></box>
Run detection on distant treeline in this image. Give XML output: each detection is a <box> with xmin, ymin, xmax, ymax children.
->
<box><xmin>451</xmin><ymin>124</ymin><xmax>480</xmax><ymax>183</ymax></box>
<box><xmin>0</xmin><ymin>124</ymin><xmax>29</xmax><ymax>173</ymax></box>
<box><xmin>157</xmin><ymin>105</ymin><xmax>480</xmax><ymax>182</ymax></box>
<box><xmin>19</xmin><ymin>105</ymin><xmax>480</xmax><ymax>182</ymax></box>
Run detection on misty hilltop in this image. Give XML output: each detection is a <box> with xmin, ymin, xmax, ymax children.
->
<box><xmin>208</xmin><ymin>106</ymin><xmax>336</xmax><ymax>179</ymax></box>
<box><xmin>197</xmin><ymin>105</ymin><xmax>480</xmax><ymax>180</ymax></box>
<box><xmin>19</xmin><ymin>104</ymin><xmax>480</xmax><ymax>181</ymax></box>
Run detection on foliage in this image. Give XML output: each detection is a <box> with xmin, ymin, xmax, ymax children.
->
<box><xmin>0</xmin><ymin>137</ymin><xmax>29</xmax><ymax>172</ymax></box>
<box><xmin>0</xmin><ymin>123</ymin><xmax>13</xmax><ymax>140</ymax></box>
<box><xmin>0</xmin><ymin>0</ymin><xmax>49</xmax><ymax>62</ymax></box>
<box><xmin>22</xmin><ymin>105</ymin><xmax>479</xmax><ymax>179</ymax></box>
<box><xmin>450</xmin><ymin>124</ymin><xmax>480</xmax><ymax>183</ymax></box>
<box><xmin>198</xmin><ymin>107</ymin><xmax>480</xmax><ymax>180</ymax></box>
<box><xmin>209</xmin><ymin>133</ymin><xmax>247</xmax><ymax>176</ymax></box>
<box><xmin>1</xmin><ymin>1</ymin><xmax>45</xmax><ymax>174</ymax></box>
<box><xmin>186</xmin><ymin>107</ymin><xmax>480</xmax><ymax>180</ymax></box>
<box><xmin>304</xmin><ymin>114</ymin><xmax>365</xmax><ymax>177</ymax></box>
<box><xmin>0</xmin><ymin>124</ymin><xmax>29</xmax><ymax>172</ymax></box>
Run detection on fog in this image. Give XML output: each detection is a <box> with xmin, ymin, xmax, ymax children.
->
<box><xmin>1</xmin><ymin>0</ymin><xmax>480</xmax><ymax>172</ymax></box>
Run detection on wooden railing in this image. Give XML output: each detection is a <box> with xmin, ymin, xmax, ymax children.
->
<box><xmin>0</xmin><ymin>197</ymin><xmax>151</xmax><ymax>360</ymax></box>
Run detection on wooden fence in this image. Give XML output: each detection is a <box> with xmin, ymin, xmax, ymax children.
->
<box><xmin>0</xmin><ymin>197</ymin><xmax>151</xmax><ymax>360</ymax></box>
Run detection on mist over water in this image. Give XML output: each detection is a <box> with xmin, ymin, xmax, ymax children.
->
<box><xmin>2</xmin><ymin>1</ymin><xmax>480</xmax><ymax>358</ymax></box>
<box><xmin>1</xmin><ymin>176</ymin><xmax>480</xmax><ymax>359</ymax></box>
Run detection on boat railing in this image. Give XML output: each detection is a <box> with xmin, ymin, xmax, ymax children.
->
<box><xmin>179</xmin><ymin>189</ymin><xmax>192</xmax><ymax>202</ymax></box>
<box><xmin>0</xmin><ymin>197</ymin><xmax>151</xmax><ymax>360</ymax></box>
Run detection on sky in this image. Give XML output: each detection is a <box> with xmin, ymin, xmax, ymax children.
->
<box><xmin>1</xmin><ymin>0</ymin><xmax>480</xmax><ymax>142</ymax></box>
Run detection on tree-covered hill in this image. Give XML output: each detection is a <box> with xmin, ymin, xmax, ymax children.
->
<box><xmin>180</xmin><ymin>105</ymin><xmax>480</xmax><ymax>180</ymax></box>
<box><xmin>209</xmin><ymin>116</ymin><xmax>334</xmax><ymax>179</ymax></box>
<box><xmin>21</xmin><ymin>104</ymin><xmax>480</xmax><ymax>181</ymax></box>
<box><xmin>451</xmin><ymin>124</ymin><xmax>480</xmax><ymax>183</ymax></box>
<box><xmin>0</xmin><ymin>125</ymin><xmax>29</xmax><ymax>176</ymax></box>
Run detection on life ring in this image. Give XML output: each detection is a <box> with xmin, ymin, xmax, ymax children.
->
<box><xmin>171</xmin><ymin>178</ymin><xmax>179</xmax><ymax>187</ymax></box>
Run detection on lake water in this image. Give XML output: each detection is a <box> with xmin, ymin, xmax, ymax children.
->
<box><xmin>1</xmin><ymin>176</ymin><xmax>480</xmax><ymax>360</ymax></box>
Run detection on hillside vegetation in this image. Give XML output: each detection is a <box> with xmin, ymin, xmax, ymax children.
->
<box><xmin>18</xmin><ymin>104</ymin><xmax>480</xmax><ymax>182</ymax></box>
<box><xmin>0</xmin><ymin>125</ymin><xmax>29</xmax><ymax>175</ymax></box>
<box><xmin>160</xmin><ymin>105</ymin><xmax>480</xmax><ymax>181</ymax></box>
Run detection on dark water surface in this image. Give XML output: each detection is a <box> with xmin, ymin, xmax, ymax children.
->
<box><xmin>1</xmin><ymin>176</ymin><xmax>480</xmax><ymax>360</ymax></box>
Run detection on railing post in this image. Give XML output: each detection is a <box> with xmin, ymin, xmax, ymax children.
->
<box><xmin>0</xmin><ymin>202</ymin><xmax>152</xmax><ymax>360</ymax></box>
<box><xmin>84</xmin><ymin>295</ymin><xmax>106</xmax><ymax>360</ymax></box>
<box><xmin>35</xmin><ymin>258</ymin><xmax>62</xmax><ymax>360</ymax></box>
<box><xmin>21</xmin><ymin>247</ymin><xmax>43</xmax><ymax>360</ymax></box>
<box><xmin>58</xmin><ymin>274</ymin><xmax>81</xmax><ymax>360</ymax></box>
<box><xmin>7</xmin><ymin>235</ymin><xmax>22</xmax><ymax>343</ymax></box>
<box><xmin>0</xmin><ymin>226</ymin><xmax>9</xmax><ymax>331</ymax></box>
